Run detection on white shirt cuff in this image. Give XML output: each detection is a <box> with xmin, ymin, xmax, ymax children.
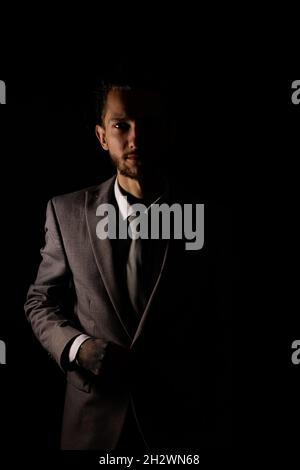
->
<box><xmin>69</xmin><ymin>334</ymin><xmax>92</xmax><ymax>363</ymax></box>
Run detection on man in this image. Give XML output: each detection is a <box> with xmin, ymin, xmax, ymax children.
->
<box><xmin>25</xmin><ymin>76</ymin><xmax>232</xmax><ymax>451</ymax></box>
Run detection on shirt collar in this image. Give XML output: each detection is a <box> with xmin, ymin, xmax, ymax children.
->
<box><xmin>114</xmin><ymin>176</ymin><xmax>168</xmax><ymax>221</ymax></box>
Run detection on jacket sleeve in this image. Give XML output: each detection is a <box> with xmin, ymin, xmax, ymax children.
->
<box><xmin>24</xmin><ymin>198</ymin><xmax>83</xmax><ymax>369</ymax></box>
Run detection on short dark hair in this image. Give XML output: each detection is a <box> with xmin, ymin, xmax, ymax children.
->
<box><xmin>94</xmin><ymin>81</ymin><xmax>130</xmax><ymax>126</ymax></box>
<box><xmin>92</xmin><ymin>62</ymin><xmax>169</xmax><ymax>126</ymax></box>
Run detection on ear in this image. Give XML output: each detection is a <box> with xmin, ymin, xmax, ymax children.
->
<box><xmin>95</xmin><ymin>124</ymin><xmax>109</xmax><ymax>151</ymax></box>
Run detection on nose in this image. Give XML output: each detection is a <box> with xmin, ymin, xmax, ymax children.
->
<box><xmin>128</xmin><ymin>123</ymin><xmax>138</xmax><ymax>150</ymax></box>
<box><xmin>128</xmin><ymin>120</ymin><xmax>149</xmax><ymax>150</ymax></box>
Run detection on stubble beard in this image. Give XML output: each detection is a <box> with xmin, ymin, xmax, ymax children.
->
<box><xmin>110</xmin><ymin>154</ymin><xmax>144</xmax><ymax>180</ymax></box>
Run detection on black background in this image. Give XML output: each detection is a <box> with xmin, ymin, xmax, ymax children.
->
<box><xmin>0</xmin><ymin>50</ymin><xmax>237</xmax><ymax>455</ymax></box>
<box><xmin>0</xmin><ymin>19</ymin><xmax>298</xmax><ymax>464</ymax></box>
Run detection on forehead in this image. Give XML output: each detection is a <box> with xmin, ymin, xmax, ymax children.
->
<box><xmin>104</xmin><ymin>88</ymin><xmax>164</xmax><ymax>120</ymax></box>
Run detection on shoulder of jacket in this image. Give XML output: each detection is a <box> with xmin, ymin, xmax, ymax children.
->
<box><xmin>50</xmin><ymin>175</ymin><xmax>115</xmax><ymax>210</ymax></box>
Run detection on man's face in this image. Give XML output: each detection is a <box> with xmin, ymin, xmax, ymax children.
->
<box><xmin>96</xmin><ymin>88</ymin><xmax>167</xmax><ymax>179</ymax></box>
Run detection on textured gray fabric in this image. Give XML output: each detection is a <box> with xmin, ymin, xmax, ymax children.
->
<box><xmin>126</xmin><ymin>214</ymin><xmax>146</xmax><ymax>316</ymax></box>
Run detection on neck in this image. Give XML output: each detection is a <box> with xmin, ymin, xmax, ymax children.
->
<box><xmin>117</xmin><ymin>172</ymin><xmax>166</xmax><ymax>204</ymax></box>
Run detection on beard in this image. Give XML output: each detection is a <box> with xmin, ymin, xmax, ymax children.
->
<box><xmin>109</xmin><ymin>153</ymin><xmax>145</xmax><ymax>179</ymax></box>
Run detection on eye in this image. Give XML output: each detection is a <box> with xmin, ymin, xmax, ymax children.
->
<box><xmin>114</xmin><ymin>121</ymin><xmax>130</xmax><ymax>131</ymax></box>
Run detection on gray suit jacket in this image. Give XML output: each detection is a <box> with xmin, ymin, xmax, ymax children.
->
<box><xmin>25</xmin><ymin>175</ymin><xmax>229</xmax><ymax>450</ymax></box>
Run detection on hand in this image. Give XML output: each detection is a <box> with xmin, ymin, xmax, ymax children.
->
<box><xmin>76</xmin><ymin>338</ymin><xmax>107</xmax><ymax>376</ymax></box>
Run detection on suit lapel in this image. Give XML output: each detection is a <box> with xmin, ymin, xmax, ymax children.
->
<box><xmin>132</xmin><ymin>239</ymin><xmax>169</xmax><ymax>345</ymax></box>
<box><xmin>131</xmin><ymin>183</ymin><xmax>175</xmax><ymax>343</ymax></box>
<box><xmin>85</xmin><ymin>176</ymin><xmax>134</xmax><ymax>341</ymax></box>
<box><xmin>85</xmin><ymin>175</ymin><xmax>171</xmax><ymax>344</ymax></box>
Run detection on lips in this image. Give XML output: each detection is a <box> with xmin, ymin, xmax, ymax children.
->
<box><xmin>126</xmin><ymin>153</ymin><xmax>140</xmax><ymax>160</ymax></box>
